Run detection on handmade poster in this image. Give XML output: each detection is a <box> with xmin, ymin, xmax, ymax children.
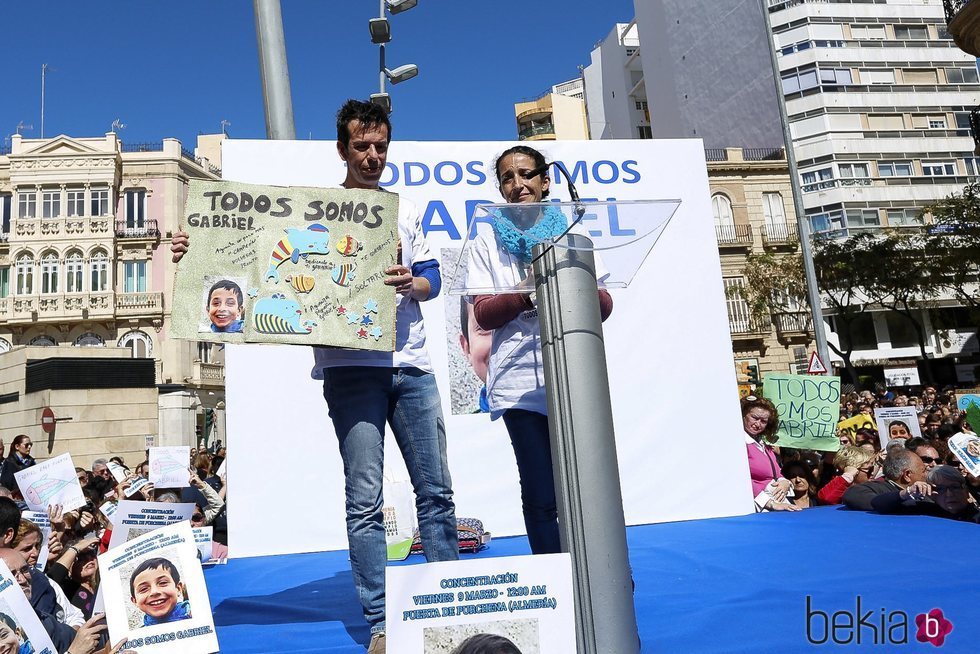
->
<box><xmin>874</xmin><ymin>407</ymin><xmax>922</xmax><ymax>446</ymax></box>
<box><xmin>125</xmin><ymin>477</ymin><xmax>152</xmax><ymax>499</ymax></box>
<box><xmin>22</xmin><ymin>511</ymin><xmax>51</xmax><ymax>572</ymax></box>
<box><xmin>0</xmin><ymin>560</ymin><xmax>58</xmax><ymax>654</ymax></box>
<box><xmin>762</xmin><ymin>374</ymin><xmax>841</xmax><ymax>451</ymax></box>
<box><xmin>837</xmin><ymin>414</ymin><xmax>876</xmax><ymax>441</ymax></box>
<box><xmin>192</xmin><ymin>527</ymin><xmax>213</xmax><ymax>563</ymax></box>
<box><xmin>99</xmin><ymin>522</ymin><xmax>218</xmax><ymax>654</ymax></box>
<box><xmin>949</xmin><ymin>433</ymin><xmax>980</xmax><ymax>477</ymax></box>
<box><xmin>386</xmin><ymin>553</ymin><xmax>575</xmax><ymax>653</ymax></box>
<box><xmin>107</xmin><ymin>500</ymin><xmax>196</xmax><ymax>550</ymax></box>
<box><xmin>956</xmin><ymin>390</ymin><xmax>980</xmax><ymax>412</ymax></box>
<box><xmin>14</xmin><ymin>453</ymin><xmax>85</xmax><ymax>512</ymax></box>
<box><xmin>172</xmin><ymin>179</ymin><xmax>398</xmax><ymax>351</ymax></box>
<box><xmin>108</xmin><ymin>462</ymin><xmax>129</xmax><ymax>483</ymax></box>
<box><xmin>149</xmin><ymin>447</ymin><xmax>190</xmax><ymax>489</ymax></box>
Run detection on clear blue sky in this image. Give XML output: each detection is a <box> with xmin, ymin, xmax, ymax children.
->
<box><xmin>2</xmin><ymin>1</ymin><xmax>635</xmax><ymax>148</ymax></box>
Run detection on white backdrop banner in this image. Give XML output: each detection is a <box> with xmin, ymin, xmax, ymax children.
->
<box><xmin>222</xmin><ymin>138</ymin><xmax>754</xmax><ymax>557</ymax></box>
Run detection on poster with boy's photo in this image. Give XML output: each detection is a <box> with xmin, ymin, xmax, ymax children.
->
<box><xmin>199</xmin><ymin>276</ymin><xmax>247</xmax><ymax>333</ymax></box>
<box><xmin>442</xmin><ymin>247</ymin><xmax>491</xmax><ymax>416</ymax></box>
<box><xmin>172</xmin><ymin>179</ymin><xmax>399</xmax><ymax>351</ymax></box>
<box><xmin>873</xmin><ymin>406</ymin><xmax>922</xmax><ymax>447</ymax></box>
<box><xmin>99</xmin><ymin>522</ymin><xmax>218</xmax><ymax>654</ymax></box>
<box><xmin>0</xmin><ymin>561</ymin><xmax>58</xmax><ymax>654</ymax></box>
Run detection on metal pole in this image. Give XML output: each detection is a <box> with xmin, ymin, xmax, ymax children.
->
<box><xmin>532</xmin><ymin>235</ymin><xmax>639</xmax><ymax>654</ymax></box>
<box><xmin>379</xmin><ymin>44</ymin><xmax>387</xmax><ymax>97</ymax></box>
<box><xmin>40</xmin><ymin>64</ymin><xmax>46</xmax><ymax>139</ymax></box>
<box><xmin>253</xmin><ymin>0</ymin><xmax>296</xmax><ymax>140</ymax></box>
<box><xmin>759</xmin><ymin>0</ymin><xmax>831</xmax><ymax>372</ymax></box>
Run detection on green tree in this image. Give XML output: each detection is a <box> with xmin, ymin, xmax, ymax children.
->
<box><xmin>813</xmin><ymin>233</ymin><xmax>877</xmax><ymax>387</ymax></box>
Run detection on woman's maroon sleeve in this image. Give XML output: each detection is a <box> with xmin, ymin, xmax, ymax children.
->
<box><xmin>598</xmin><ymin>290</ymin><xmax>613</xmax><ymax>322</ymax></box>
<box><xmin>473</xmin><ymin>293</ymin><xmax>533</xmax><ymax>331</ymax></box>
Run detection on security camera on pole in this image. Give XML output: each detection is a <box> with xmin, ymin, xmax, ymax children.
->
<box><xmin>369</xmin><ymin>0</ymin><xmax>420</xmax><ymax>114</ymax></box>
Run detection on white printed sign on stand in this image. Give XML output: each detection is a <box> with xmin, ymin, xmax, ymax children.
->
<box><xmin>15</xmin><ymin>453</ymin><xmax>85</xmax><ymax>512</ymax></box>
<box><xmin>0</xmin><ymin>560</ymin><xmax>58</xmax><ymax>654</ymax></box>
<box><xmin>874</xmin><ymin>407</ymin><xmax>922</xmax><ymax>447</ymax></box>
<box><xmin>149</xmin><ymin>447</ymin><xmax>190</xmax><ymax>488</ymax></box>
<box><xmin>107</xmin><ymin>500</ymin><xmax>196</xmax><ymax>550</ymax></box>
<box><xmin>99</xmin><ymin>521</ymin><xmax>218</xmax><ymax>654</ymax></box>
<box><xmin>386</xmin><ymin>553</ymin><xmax>575</xmax><ymax>653</ymax></box>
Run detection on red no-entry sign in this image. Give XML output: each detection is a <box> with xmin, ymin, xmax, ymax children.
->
<box><xmin>40</xmin><ymin>407</ymin><xmax>55</xmax><ymax>433</ymax></box>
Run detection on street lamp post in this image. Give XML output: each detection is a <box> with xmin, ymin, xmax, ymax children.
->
<box><xmin>369</xmin><ymin>0</ymin><xmax>420</xmax><ymax>113</ymax></box>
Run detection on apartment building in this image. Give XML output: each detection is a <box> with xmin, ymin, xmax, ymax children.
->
<box><xmin>514</xmin><ymin>77</ymin><xmax>591</xmax><ymax>141</ymax></box>
<box><xmin>0</xmin><ymin>133</ymin><xmax>225</xmax><ymax>464</ymax></box>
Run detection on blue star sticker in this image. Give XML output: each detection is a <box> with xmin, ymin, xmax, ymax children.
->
<box><xmin>369</xmin><ymin>326</ymin><xmax>383</xmax><ymax>341</ymax></box>
<box><xmin>360</xmin><ymin>314</ymin><xmax>374</xmax><ymax>326</ymax></box>
<box><xmin>346</xmin><ymin>312</ymin><xmax>362</xmax><ymax>325</ymax></box>
<box><xmin>363</xmin><ymin>299</ymin><xmax>379</xmax><ymax>314</ymax></box>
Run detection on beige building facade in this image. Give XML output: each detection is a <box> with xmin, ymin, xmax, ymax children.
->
<box><xmin>708</xmin><ymin>147</ymin><xmax>815</xmax><ymax>387</ymax></box>
<box><xmin>0</xmin><ymin>133</ymin><xmax>224</xmax><ymax>467</ymax></box>
<box><xmin>515</xmin><ymin>78</ymin><xmax>590</xmax><ymax>141</ymax></box>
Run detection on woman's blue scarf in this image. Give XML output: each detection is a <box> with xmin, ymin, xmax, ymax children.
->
<box><xmin>489</xmin><ymin>205</ymin><xmax>568</xmax><ymax>266</ymax></box>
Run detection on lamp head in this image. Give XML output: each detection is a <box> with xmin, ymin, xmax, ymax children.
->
<box><xmin>386</xmin><ymin>0</ymin><xmax>418</xmax><ymax>15</ymax></box>
<box><xmin>369</xmin><ymin>17</ymin><xmax>391</xmax><ymax>43</ymax></box>
<box><xmin>385</xmin><ymin>64</ymin><xmax>419</xmax><ymax>84</ymax></box>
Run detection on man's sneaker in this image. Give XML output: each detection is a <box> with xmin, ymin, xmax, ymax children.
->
<box><xmin>367</xmin><ymin>632</ymin><xmax>386</xmax><ymax>654</ymax></box>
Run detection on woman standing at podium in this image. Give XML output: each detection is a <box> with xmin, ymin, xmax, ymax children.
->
<box><xmin>465</xmin><ymin>145</ymin><xmax>613</xmax><ymax>554</ymax></box>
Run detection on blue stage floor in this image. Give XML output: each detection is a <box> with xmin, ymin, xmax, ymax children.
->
<box><xmin>207</xmin><ymin>506</ymin><xmax>980</xmax><ymax>653</ymax></box>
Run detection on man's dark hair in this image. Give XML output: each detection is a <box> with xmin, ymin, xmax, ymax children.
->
<box><xmin>904</xmin><ymin>437</ymin><xmax>930</xmax><ymax>452</ymax></box>
<box><xmin>336</xmin><ymin>99</ymin><xmax>391</xmax><ymax>148</ymax></box>
<box><xmin>451</xmin><ymin>633</ymin><xmax>523</xmax><ymax>654</ymax></box>
<box><xmin>207</xmin><ymin>279</ymin><xmax>244</xmax><ymax>310</ymax></box>
<box><xmin>130</xmin><ymin>557</ymin><xmax>181</xmax><ymax>598</ymax></box>
<box><xmin>0</xmin><ymin>498</ymin><xmax>20</xmax><ymax>545</ymax></box>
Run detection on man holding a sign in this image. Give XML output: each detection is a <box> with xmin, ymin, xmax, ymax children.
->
<box><xmin>172</xmin><ymin>100</ymin><xmax>458</xmax><ymax>652</ymax></box>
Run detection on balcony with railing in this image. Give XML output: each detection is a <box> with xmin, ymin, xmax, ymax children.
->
<box><xmin>114</xmin><ymin>219</ymin><xmax>160</xmax><ymax>239</ymax></box>
<box><xmin>946</xmin><ymin>0</ymin><xmax>980</xmax><ymax>57</ymax></box>
<box><xmin>715</xmin><ymin>223</ymin><xmax>753</xmax><ymax>247</ymax></box>
<box><xmin>116</xmin><ymin>292</ymin><xmax>164</xmax><ymax>318</ymax></box>
<box><xmin>518</xmin><ymin>120</ymin><xmax>556</xmax><ymax>141</ymax></box>
<box><xmin>729</xmin><ymin>315</ymin><xmax>769</xmax><ymax>339</ymax></box>
<box><xmin>761</xmin><ymin>222</ymin><xmax>798</xmax><ymax>246</ymax></box>
<box><xmin>0</xmin><ymin>293</ymin><xmax>114</xmax><ymax>323</ymax></box>
<box><xmin>190</xmin><ymin>360</ymin><xmax>225</xmax><ymax>388</ymax></box>
<box><xmin>773</xmin><ymin>311</ymin><xmax>811</xmax><ymax>337</ymax></box>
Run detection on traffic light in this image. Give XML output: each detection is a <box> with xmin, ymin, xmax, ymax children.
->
<box><xmin>746</xmin><ymin>364</ymin><xmax>760</xmax><ymax>386</ymax></box>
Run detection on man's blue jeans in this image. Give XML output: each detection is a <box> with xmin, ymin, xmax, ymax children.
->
<box><xmin>322</xmin><ymin>366</ymin><xmax>458</xmax><ymax>634</ymax></box>
<box><xmin>502</xmin><ymin>408</ymin><xmax>561</xmax><ymax>555</ymax></box>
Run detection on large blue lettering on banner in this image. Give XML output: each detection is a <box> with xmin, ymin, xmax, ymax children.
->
<box><xmin>380</xmin><ymin>158</ymin><xmax>644</xmax><ymax>240</ymax></box>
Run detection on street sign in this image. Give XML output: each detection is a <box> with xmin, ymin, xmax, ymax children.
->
<box><xmin>40</xmin><ymin>407</ymin><xmax>55</xmax><ymax>433</ymax></box>
<box><xmin>806</xmin><ymin>351</ymin><xmax>828</xmax><ymax>375</ymax></box>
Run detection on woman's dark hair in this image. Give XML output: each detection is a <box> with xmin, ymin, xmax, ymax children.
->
<box><xmin>493</xmin><ymin>146</ymin><xmax>550</xmax><ymax>199</ymax></box>
<box><xmin>740</xmin><ymin>396</ymin><xmax>780</xmax><ymax>444</ymax></box>
<box><xmin>7</xmin><ymin>435</ymin><xmax>29</xmax><ymax>458</ymax></box>
<box><xmin>336</xmin><ymin>99</ymin><xmax>391</xmax><ymax>147</ymax></box>
<box><xmin>451</xmin><ymin>633</ymin><xmax>523</xmax><ymax>654</ymax></box>
<box><xmin>781</xmin><ymin>460</ymin><xmax>818</xmax><ymax>500</ymax></box>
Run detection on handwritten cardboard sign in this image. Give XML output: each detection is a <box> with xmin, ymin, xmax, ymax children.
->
<box><xmin>172</xmin><ymin>180</ymin><xmax>398</xmax><ymax>350</ymax></box>
<box><xmin>15</xmin><ymin>453</ymin><xmax>86</xmax><ymax>512</ymax></box>
<box><xmin>762</xmin><ymin>373</ymin><xmax>841</xmax><ymax>451</ymax></box>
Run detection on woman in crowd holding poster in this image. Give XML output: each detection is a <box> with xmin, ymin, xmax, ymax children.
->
<box><xmin>741</xmin><ymin>396</ymin><xmax>799</xmax><ymax>512</ymax></box>
<box><xmin>465</xmin><ymin>145</ymin><xmax>613</xmax><ymax>554</ymax></box>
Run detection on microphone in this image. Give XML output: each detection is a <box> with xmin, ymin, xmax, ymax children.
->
<box><xmin>525</xmin><ymin>163</ymin><xmax>550</xmax><ymax>180</ymax></box>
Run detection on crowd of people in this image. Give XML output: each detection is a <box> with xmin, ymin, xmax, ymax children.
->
<box><xmin>0</xmin><ymin>441</ymin><xmax>227</xmax><ymax>654</ymax></box>
<box><xmin>743</xmin><ymin>385</ymin><xmax>980</xmax><ymax>521</ymax></box>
